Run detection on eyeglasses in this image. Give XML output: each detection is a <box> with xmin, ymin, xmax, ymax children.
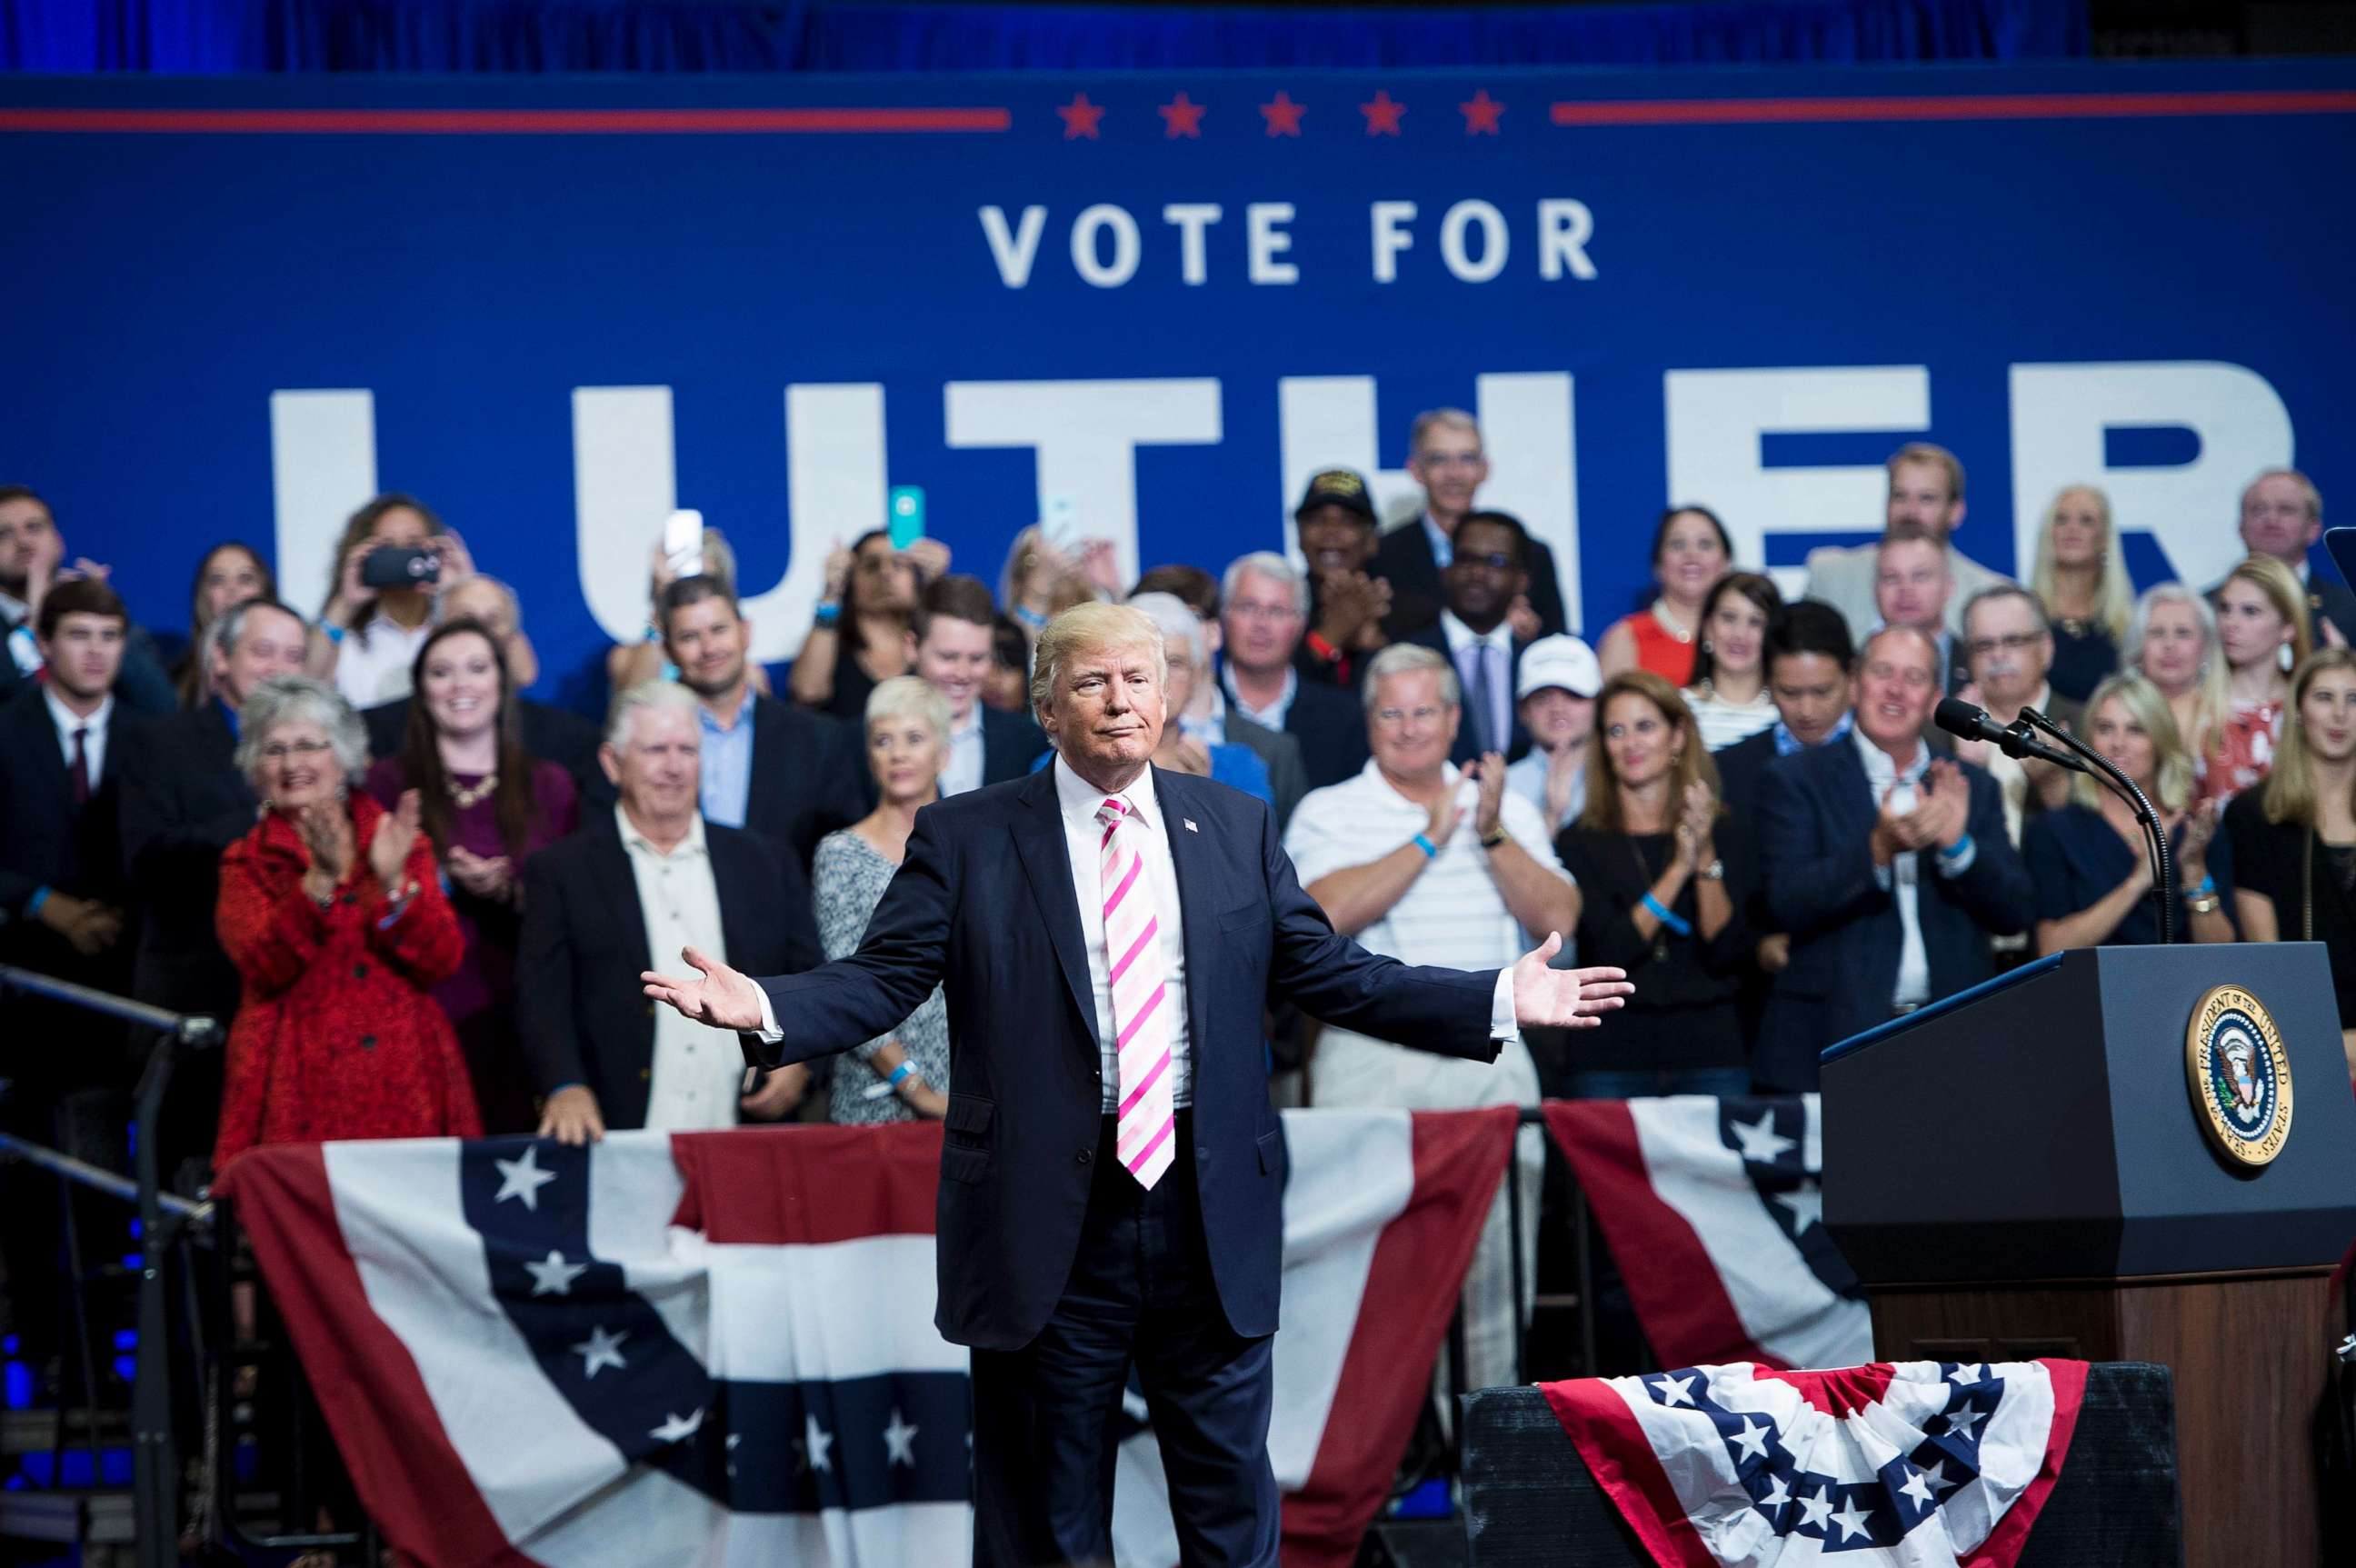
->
<box><xmin>1225</xmin><ymin>601</ymin><xmax>1300</xmax><ymax>624</ymax></box>
<box><xmin>1373</xmin><ymin>704</ymin><xmax>1449</xmax><ymax>729</ymax></box>
<box><xmin>1965</xmin><ymin>633</ymin><xmax>2046</xmax><ymax>658</ymax></box>
<box><xmin>1451</xmin><ymin>552</ymin><xmax>1517</xmax><ymax>574</ymax></box>
<box><xmin>260</xmin><ymin>739</ymin><xmax>333</xmax><ymax>763</ymax></box>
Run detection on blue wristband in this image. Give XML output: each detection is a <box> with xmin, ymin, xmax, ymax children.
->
<box><xmin>1412</xmin><ymin>833</ymin><xmax>1439</xmax><ymax>860</ymax></box>
<box><xmin>320</xmin><ymin>622</ymin><xmax>344</xmax><ymax>645</ymax></box>
<box><xmin>1937</xmin><ymin>833</ymin><xmax>1974</xmax><ymax>864</ymax></box>
<box><xmin>1642</xmin><ymin>891</ymin><xmax>1693</xmax><ymax>937</ymax></box>
<box><xmin>813</xmin><ymin>601</ymin><xmax>841</xmax><ymax>628</ymax></box>
<box><xmin>25</xmin><ymin>886</ymin><xmax>51</xmax><ymax>918</ymax></box>
<box><xmin>2191</xmin><ymin>874</ymin><xmax>2217</xmax><ymax>897</ymax></box>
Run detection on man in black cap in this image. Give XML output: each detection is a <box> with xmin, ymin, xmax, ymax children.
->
<box><xmin>1291</xmin><ymin>466</ymin><xmax>1396</xmax><ymax>689</ymax></box>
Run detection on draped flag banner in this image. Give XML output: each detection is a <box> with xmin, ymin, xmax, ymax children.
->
<box><xmin>3</xmin><ymin>63</ymin><xmax>2353</xmax><ymax>711</ymax></box>
<box><xmin>1541</xmin><ymin>1359</ymin><xmax>2089</xmax><ymax>1567</ymax></box>
<box><xmin>1545</xmin><ymin>1095</ymin><xmax>1872</xmax><ymax>1372</ymax></box>
<box><xmin>214</xmin><ymin>1105</ymin><xmax>1518</xmax><ymax>1568</ymax></box>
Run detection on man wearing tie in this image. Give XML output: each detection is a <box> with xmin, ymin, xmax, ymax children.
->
<box><xmin>1400</xmin><ymin>511</ymin><xmax>1535</xmax><ymax>764</ymax></box>
<box><xmin>643</xmin><ymin>601</ymin><xmax>1630</xmax><ymax>1567</ymax></box>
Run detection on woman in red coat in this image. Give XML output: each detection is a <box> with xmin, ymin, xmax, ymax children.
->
<box><xmin>213</xmin><ymin>674</ymin><xmax>481</xmax><ymax>1169</ymax></box>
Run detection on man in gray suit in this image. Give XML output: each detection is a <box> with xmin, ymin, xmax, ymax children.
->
<box><xmin>1803</xmin><ymin>443</ymin><xmax>2010</xmax><ymax>641</ymax></box>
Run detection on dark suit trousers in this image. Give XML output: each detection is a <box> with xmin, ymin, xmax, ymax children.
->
<box><xmin>970</xmin><ymin>1111</ymin><xmax>1278</xmax><ymax>1568</ymax></box>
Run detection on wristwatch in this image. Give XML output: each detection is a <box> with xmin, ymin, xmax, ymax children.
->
<box><xmin>1481</xmin><ymin>823</ymin><xmax>1511</xmax><ymax>850</ymax></box>
<box><xmin>1700</xmin><ymin>859</ymin><xmax>1725</xmax><ymax>882</ymax></box>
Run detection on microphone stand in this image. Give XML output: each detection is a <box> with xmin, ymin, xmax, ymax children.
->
<box><xmin>2015</xmin><ymin>706</ymin><xmax>2177</xmax><ymax>945</ymax></box>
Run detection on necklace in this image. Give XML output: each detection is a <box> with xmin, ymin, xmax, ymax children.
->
<box><xmin>1650</xmin><ymin>598</ymin><xmax>1693</xmax><ymax>644</ymax></box>
<box><xmin>447</xmin><ymin>772</ymin><xmax>498</xmax><ymax>810</ymax></box>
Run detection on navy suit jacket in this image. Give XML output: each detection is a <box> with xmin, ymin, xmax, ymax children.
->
<box><xmin>743</xmin><ymin>764</ymin><xmax>1502</xmax><ymax>1351</ymax></box>
<box><xmin>115</xmin><ymin>702</ymin><xmax>255</xmax><ymax>1020</ymax></box>
<box><xmin>0</xmin><ymin>685</ymin><xmax>129</xmax><ymax>983</ymax></box>
<box><xmin>1371</xmin><ymin>515</ymin><xmax>1570</xmax><ymax>640</ymax></box>
<box><xmin>1399</xmin><ymin>622</ymin><xmax>1532</xmax><ymax>763</ymax></box>
<box><xmin>744</xmin><ymin>694</ymin><xmax>864</xmax><ymax>869</ymax></box>
<box><xmin>1752</xmin><ymin>737</ymin><xmax>2032</xmax><ymax>1092</ymax></box>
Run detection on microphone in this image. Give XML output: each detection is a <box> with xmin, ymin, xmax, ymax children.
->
<box><xmin>1932</xmin><ymin>697</ymin><xmax>2089</xmax><ymax>775</ymax></box>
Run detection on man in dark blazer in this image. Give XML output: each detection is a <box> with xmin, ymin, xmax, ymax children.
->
<box><xmin>1713</xmin><ymin>602</ymin><xmax>1856</xmax><ymax>821</ymax></box>
<box><xmin>115</xmin><ymin>596</ymin><xmax>311</xmax><ymax>1178</ymax></box>
<box><xmin>1397</xmin><ymin>511</ymin><xmax>1534</xmax><ymax>764</ymax></box>
<box><xmin>2212</xmin><ymin>467</ymin><xmax>2354</xmax><ymax>647</ymax></box>
<box><xmin>1370</xmin><ymin>409</ymin><xmax>1570</xmax><ymax>638</ymax></box>
<box><xmin>1216</xmin><ymin>548</ymin><xmax>1370</xmax><ymax>794</ymax></box>
<box><xmin>659</xmin><ymin>574</ymin><xmax>863</xmax><ymax>869</ymax></box>
<box><xmin>643</xmin><ymin>602</ymin><xmax>1630</xmax><ymax>1568</ymax></box>
<box><xmin>522</xmin><ymin>684</ymin><xmax>822</xmax><ymax>1141</ymax></box>
<box><xmin>1754</xmin><ymin>626</ymin><xmax>2033</xmax><ymax>1093</ymax></box>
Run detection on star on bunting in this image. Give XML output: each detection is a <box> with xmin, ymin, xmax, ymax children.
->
<box><xmin>1759</xmin><ymin>1473</ymin><xmax>1792</xmax><ymax>1510</ymax></box>
<box><xmin>1057</xmin><ymin>93</ymin><xmax>1105</xmax><ymax>140</ymax></box>
<box><xmin>1729</xmin><ymin>1110</ymin><xmax>1797</xmax><ymax>1164</ymax></box>
<box><xmin>1829</xmin><ymin>1498</ymin><xmax>1872</xmax><ymax>1541</ymax></box>
<box><xmin>1651</xmin><ymin>1373</ymin><xmax>1696</xmax><ymax>1408</ymax></box>
<box><xmin>1898</xmin><ymin>1466</ymin><xmax>1936</xmax><ymax>1509</ymax></box>
<box><xmin>1730</xmin><ymin>1417</ymin><xmax>1770</xmax><ymax>1461</ymax></box>
<box><xmin>1459</xmin><ymin>89</ymin><xmax>1505</xmax><ymax>134</ymax></box>
<box><xmin>494</xmin><ymin>1146</ymin><xmax>559</xmax><ymax>1211</ymax></box>
<box><xmin>1158</xmin><ymin>92</ymin><xmax>1206</xmax><ymax>138</ymax></box>
<box><xmin>524</xmin><ymin>1249</ymin><xmax>587</xmax><ymax>1297</ymax></box>
<box><xmin>1798</xmin><ymin>1488</ymin><xmax>1834</xmax><ymax>1528</ymax></box>
<box><xmin>1259</xmin><ymin>91</ymin><xmax>1305</xmax><ymax>136</ymax></box>
<box><xmin>650</xmin><ymin>1408</ymin><xmax>704</xmax><ymax>1444</ymax></box>
<box><xmin>1359</xmin><ymin>90</ymin><xmax>1406</xmax><ymax>136</ymax></box>
<box><xmin>1945</xmin><ymin>1402</ymin><xmax>1988</xmax><ymax>1442</ymax></box>
<box><xmin>1772</xmin><ymin>1185</ymin><xmax>1823</xmax><ymax>1233</ymax></box>
<box><xmin>571</xmin><ymin>1323</ymin><xmax>627</xmax><ymax>1379</ymax></box>
<box><xmin>798</xmin><ymin>1413</ymin><xmax>835</xmax><ymax>1473</ymax></box>
<box><xmin>883</xmin><ymin>1408</ymin><xmax>919</xmax><ymax>1467</ymax></box>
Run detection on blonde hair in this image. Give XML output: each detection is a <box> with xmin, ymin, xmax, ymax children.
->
<box><xmin>2029</xmin><ymin>485</ymin><xmax>2133</xmax><ymax>643</ymax></box>
<box><xmin>1578</xmin><ymin>671</ymin><xmax>1722</xmax><ymax>834</ymax></box>
<box><xmin>2260</xmin><ymin>649</ymin><xmax>2356</xmax><ymax>828</ymax></box>
<box><xmin>2071</xmin><ymin>673</ymin><xmax>2193</xmax><ymax>814</ymax></box>
<box><xmin>1885</xmin><ymin>442</ymin><xmax>1965</xmax><ymax>504</ymax></box>
<box><xmin>2127</xmin><ymin>583</ymin><xmax>2229</xmax><ymax>765</ymax></box>
<box><xmin>1029</xmin><ymin>602</ymin><xmax>1166</xmax><ymax>716</ymax></box>
<box><xmin>2219</xmin><ymin>554</ymin><xmax>2312</xmax><ymax>674</ymax></box>
<box><xmin>864</xmin><ymin>674</ymin><xmax>952</xmax><ymax>744</ymax></box>
<box><xmin>998</xmin><ymin>524</ymin><xmax>1104</xmax><ymax>621</ymax></box>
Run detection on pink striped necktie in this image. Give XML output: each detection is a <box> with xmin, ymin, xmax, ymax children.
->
<box><xmin>1096</xmin><ymin>795</ymin><xmax>1174</xmax><ymax>1190</ymax></box>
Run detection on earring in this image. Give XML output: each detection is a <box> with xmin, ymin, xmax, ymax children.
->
<box><xmin>1700</xmin><ymin>640</ymin><xmax>1713</xmax><ymax>654</ymax></box>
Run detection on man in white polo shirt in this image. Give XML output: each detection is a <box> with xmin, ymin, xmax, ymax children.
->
<box><xmin>1283</xmin><ymin>642</ymin><xmax>1578</xmax><ymax>1398</ymax></box>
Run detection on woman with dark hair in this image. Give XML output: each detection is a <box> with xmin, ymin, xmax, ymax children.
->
<box><xmin>215</xmin><ymin>675</ymin><xmax>479</xmax><ymax>1166</ymax></box>
<box><xmin>1682</xmin><ymin>571</ymin><xmax>1783</xmax><ymax>751</ymax></box>
<box><xmin>314</xmin><ymin>492</ymin><xmax>475</xmax><ymax>708</ymax></box>
<box><xmin>1595</xmin><ymin>506</ymin><xmax>1732</xmax><ymax>687</ymax></box>
<box><xmin>170</xmin><ymin>542</ymin><xmax>276</xmax><ymax>707</ymax></box>
<box><xmin>788</xmin><ymin>528</ymin><xmax>950</xmax><ymax>719</ymax></box>
<box><xmin>1552</xmin><ymin>671</ymin><xmax>1758</xmax><ymax>1097</ymax></box>
<box><xmin>364</xmin><ymin>619</ymin><xmax>578</xmax><ymax>1131</ymax></box>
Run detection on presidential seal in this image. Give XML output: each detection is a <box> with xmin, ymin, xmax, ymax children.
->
<box><xmin>2184</xmin><ymin>985</ymin><xmax>2294</xmax><ymax>1168</ymax></box>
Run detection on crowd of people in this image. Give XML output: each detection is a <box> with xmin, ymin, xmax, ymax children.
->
<box><xmin>0</xmin><ymin>425</ymin><xmax>2347</xmax><ymax>1395</ymax></box>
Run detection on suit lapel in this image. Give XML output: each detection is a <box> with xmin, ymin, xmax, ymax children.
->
<box><xmin>6</xmin><ymin>697</ymin><xmax>74</xmax><ymax>816</ymax></box>
<box><xmin>1007</xmin><ymin>766</ymin><xmax>1103</xmax><ymax>1052</ymax></box>
<box><xmin>1153</xmin><ymin>769</ymin><xmax>1213</xmax><ymax>1074</ymax></box>
<box><xmin>587</xmin><ymin>818</ymin><xmax>654</xmax><ymax>977</ymax></box>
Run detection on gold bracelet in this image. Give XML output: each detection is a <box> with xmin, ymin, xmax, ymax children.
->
<box><xmin>2189</xmin><ymin>893</ymin><xmax>2221</xmax><ymax>916</ymax></box>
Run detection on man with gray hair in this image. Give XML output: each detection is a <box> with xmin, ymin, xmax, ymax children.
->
<box><xmin>518</xmin><ymin>682</ymin><xmax>820</xmax><ymax>1143</ymax></box>
<box><xmin>1283</xmin><ymin>640</ymin><xmax>1578</xmax><ymax>1403</ymax></box>
<box><xmin>1217</xmin><ymin>548</ymin><xmax>1372</xmax><ymax>793</ymax></box>
<box><xmin>644</xmin><ymin>601</ymin><xmax>1630</xmax><ymax>1568</ymax></box>
<box><xmin>2221</xmin><ymin>465</ymin><xmax>2352</xmax><ymax>647</ymax></box>
<box><xmin>1368</xmin><ymin>407</ymin><xmax>1570</xmax><ymax>639</ymax></box>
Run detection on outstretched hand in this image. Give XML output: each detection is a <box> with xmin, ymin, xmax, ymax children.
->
<box><xmin>1510</xmin><ymin>934</ymin><xmax>1632</xmax><ymax>1031</ymax></box>
<box><xmin>643</xmin><ymin>945</ymin><xmax>768</xmax><ymax>1032</ymax></box>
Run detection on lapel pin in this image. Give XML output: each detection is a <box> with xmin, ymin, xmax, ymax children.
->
<box><xmin>1183</xmin><ymin>818</ymin><xmax>1199</xmax><ymax>834</ymax></box>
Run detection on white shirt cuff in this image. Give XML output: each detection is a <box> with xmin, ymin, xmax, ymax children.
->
<box><xmin>754</xmin><ymin>984</ymin><xmax>784</xmax><ymax>1044</ymax></box>
<box><xmin>1490</xmin><ymin>968</ymin><xmax>1521</xmax><ymax>1044</ymax></box>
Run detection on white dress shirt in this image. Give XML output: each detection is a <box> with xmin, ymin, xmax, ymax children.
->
<box><xmin>615</xmin><ymin>805</ymin><xmax>743</xmax><ymax>1130</ymax></box>
<box><xmin>938</xmin><ymin>703</ymin><xmax>985</xmax><ymax>797</ymax></box>
<box><xmin>44</xmin><ymin>687</ymin><xmax>113</xmax><ymax>790</ymax></box>
<box><xmin>1437</xmin><ymin>610</ymin><xmax>1515</xmax><ymax>755</ymax></box>
<box><xmin>1052</xmin><ymin>756</ymin><xmax>1194</xmax><ymax>1111</ymax></box>
<box><xmin>1852</xmin><ymin>728</ymin><xmax>1977</xmax><ymax>1011</ymax></box>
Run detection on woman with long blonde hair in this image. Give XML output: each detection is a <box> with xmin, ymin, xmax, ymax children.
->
<box><xmin>2022</xmin><ymin>673</ymin><xmax>2230</xmax><ymax>953</ymax></box>
<box><xmin>2028</xmin><ymin>484</ymin><xmax>2132</xmax><ymax>703</ymax></box>
<box><xmin>2202</xmin><ymin>554</ymin><xmax>2311</xmax><ymax>806</ymax></box>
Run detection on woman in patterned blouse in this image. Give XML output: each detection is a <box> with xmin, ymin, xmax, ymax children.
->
<box><xmin>810</xmin><ymin>676</ymin><xmax>953</xmax><ymax>1123</ymax></box>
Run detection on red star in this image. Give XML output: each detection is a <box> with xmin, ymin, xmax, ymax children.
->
<box><xmin>1359</xmin><ymin>90</ymin><xmax>1406</xmax><ymax>136</ymax></box>
<box><xmin>1258</xmin><ymin>91</ymin><xmax>1306</xmax><ymax>137</ymax></box>
<box><xmin>1157</xmin><ymin>91</ymin><xmax>1207</xmax><ymax>139</ymax></box>
<box><xmin>1460</xmin><ymin>89</ymin><xmax>1505</xmax><ymax>135</ymax></box>
<box><xmin>1056</xmin><ymin>92</ymin><xmax>1105</xmax><ymax>140</ymax></box>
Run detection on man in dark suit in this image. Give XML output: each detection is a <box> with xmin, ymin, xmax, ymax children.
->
<box><xmin>1397</xmin><ymin>511</ymin><xmax>1534</xmax><ymax>764</ymax></box>
<box><xmin>642</xmin><ymin>602</ymin><xmax>1630</xmax><ymax>1568</ymax></box>
<box><xmin>1370</xmin><ymin>409</ymin><xmax>1569</xmax><ymax>639</ymax></box>
<box><xmin>1754</xmin><ymin>626</ymin><xmax>2033</xmax><ymax>1092</ymax></box>
<box><xmin>659</xmin><ymin>574</ymin><xmax>863</xmax><ymax>869</ymax></box>
<box><xmin>0</xmin><ymin>484</ymin><xmax>175</xmax><ymax>715</ymax></box>
<box><xmin>360</xmin><ymin>574</ymin><xmax>612</xmax><ymax>807</ymax></box>
<box><xmin>115</xmin><ymin>595</ymin><xmax>310</xmax><ymax>1178</ymax></box>
<box><xmin>523</xmin><ymin>683</ymin><xmax>821</xmax><ymax>1141</ymax></box>
<box><xmin>1713</xmin><ymin>602</ymin><xmax>1856</xmax><ymax>821</ymax></box>
<box><xmin>2215</xmin><ymin>466</ymin><xmax>2354</xmax><ymax>647</ymax></box>
<box><xmin>904</xmin><ymin>574</ymin><xmax>1047</xmax><ymax>797</ymax></box>
<box><xmin>1216</xmin><ymin>548</ymin><xmax>1370</xmax><ymax>795</ymax></box>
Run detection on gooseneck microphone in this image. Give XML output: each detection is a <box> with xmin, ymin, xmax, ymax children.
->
<box><xmin>1932</xmin><ymin>698</ymin><xmax>2089</xmax><ymax>776</ymax></box>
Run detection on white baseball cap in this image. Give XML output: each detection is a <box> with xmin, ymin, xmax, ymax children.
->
<box><xmin>1516</xmin><ymin>634</ymin><xmax>1602</xmax><ymax>700</ymax></box>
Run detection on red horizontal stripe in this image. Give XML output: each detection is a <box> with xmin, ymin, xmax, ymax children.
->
<box><xmin>0</xmin><ymin>106</ymin><xmax>1010</xmax><ymax>135</ymax></box>
<box><xmin>1551</xmin><ymin>89</ymin><xmax>2356</xmax><ymax>128</ymax></box>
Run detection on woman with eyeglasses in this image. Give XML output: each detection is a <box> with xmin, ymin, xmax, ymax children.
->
<box><xmin>364</xmin><ymin>619</ymin><xmax>580</xmax><ymax>1133</ymax></box>
<box><xmin>213</xmin><ymin>675</ymin><xmax>479</xmax><ymax>1170</ymax></box>
<box><xmin>2225</xmin><ymin>649</ymin><xmax>2356</xmax><ymax>1076</ymax></box>
<box><xmin>2023</xmin><ymin>674</ymin><xmax>2229</xmax><ymax>954</ymax></box>
<box><xmin>1595</xmin><ymin>506</ymin><xmax>1732</xmax><ymax>687</ymax></box>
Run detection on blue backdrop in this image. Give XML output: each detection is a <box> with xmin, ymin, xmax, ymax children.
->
<box><xmin>1</xmin><ymin>61</ymin><xmax>2350</xmax><ymax>714</ymax></box>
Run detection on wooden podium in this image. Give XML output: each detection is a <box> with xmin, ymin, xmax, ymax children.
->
<box><xmin>1820</xmin><ymin>944</ymin><xmax>2356</xmax><ymax>1568</ymax></box>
